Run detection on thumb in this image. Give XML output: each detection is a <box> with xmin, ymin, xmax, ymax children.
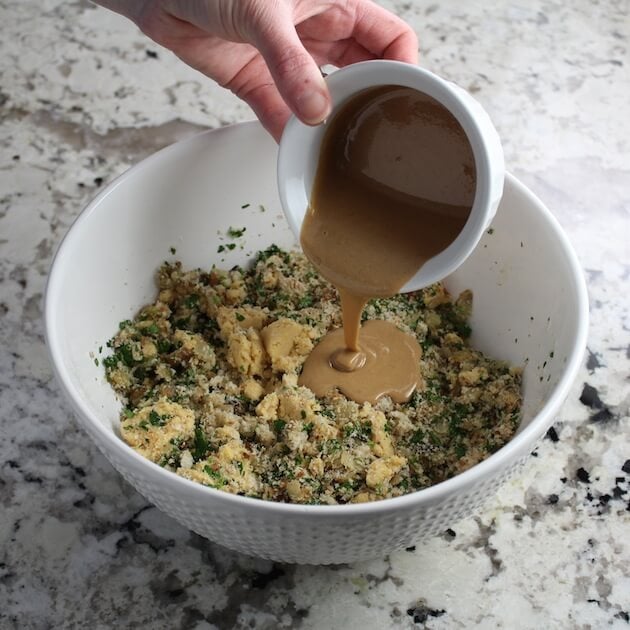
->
<box><xmin>250</xmin><ymin>14</ymin><xmax>331</xmax><ymax>126</ymax></box>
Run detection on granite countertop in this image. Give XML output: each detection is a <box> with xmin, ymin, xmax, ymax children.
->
<box><xmin>1</xmin><ymin>1</ymin><xmax>628</xmax><ymax>628</ymax></box>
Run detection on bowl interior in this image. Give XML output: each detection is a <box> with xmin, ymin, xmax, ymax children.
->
<box><xmin>46</xmin><ymin>122</ymin><xmax>585</xmax><ymax>457</ymax></box>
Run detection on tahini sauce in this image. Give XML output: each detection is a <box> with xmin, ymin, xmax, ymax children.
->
<box><xmin>299</xmin><ymin>85</ymin><xmax>476</xmax><ymax>404</ymax></box>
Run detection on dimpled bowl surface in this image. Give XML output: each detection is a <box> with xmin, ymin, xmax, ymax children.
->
<box><xmin>45</xmin><ymin>122</ymin><xmax>588</xmax><ymax>564</ymax></box>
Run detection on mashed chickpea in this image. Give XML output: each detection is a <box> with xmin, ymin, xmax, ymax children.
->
<box><xmin>104</xmin><ymin>246</ymin><xmax>522</xmax><ymax>504</ymax></box>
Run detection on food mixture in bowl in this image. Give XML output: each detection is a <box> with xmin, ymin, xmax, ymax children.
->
<box><xmin>103</xmin><ymin>246</ymin><xmax>522</xmax><ymax>504</ymax></box>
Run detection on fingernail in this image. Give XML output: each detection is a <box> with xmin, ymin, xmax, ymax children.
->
<box><xmin>297</xmin><ymin>90</ymin><xmax>331</xmax><ymax>125</ymax></box>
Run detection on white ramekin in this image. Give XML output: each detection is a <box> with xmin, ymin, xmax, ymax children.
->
<box><xmin>278</xmin><ymin>60</ymin><xmax>505</xmax><ymax>291</ymax></box>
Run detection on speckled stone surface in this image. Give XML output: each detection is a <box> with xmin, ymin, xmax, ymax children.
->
<box><xmin>1</xmin><ymin>1</ymin><xmax>628</xmax><ymax>628</ymax></box>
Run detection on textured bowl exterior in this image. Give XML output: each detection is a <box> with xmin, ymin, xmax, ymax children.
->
<box><xmin>100</xmin><ymin>426</ymin><xmax>528</xmax><ymax>564</ymax></box>
<box><xmin>45</xmin><ymin>122</ymin><xmax>588</xmax><ymax>565</ymax></box>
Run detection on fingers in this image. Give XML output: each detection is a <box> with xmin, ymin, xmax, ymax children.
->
<box><xmin>238</xmin><ymin>79</ymin><xmax>293</xmax><ymax>142</ymax></box>
<box><xmin>248</xmin><ymin>8</ymin><xmax>332</xmax><ymax>127</ymax></box>
<box><xmin>348</xmin><ymin>0</ymin><xmax>419</xmax><ymax>64</ymax></box>
<box><xmin>297</xmin><ymin>36</ymin><xmax>378</xmax><ymax>68</ymax></box>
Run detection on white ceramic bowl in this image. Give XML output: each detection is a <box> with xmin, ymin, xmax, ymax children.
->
<box><xmin>45</xmin><ymin>122</ymin><xmax>588</xmax><ymax>565</ymax></box>
<box><xmin>278</xmin><ymin>61</ymin><xmax>505</xmax><ymax>291</ymax></box>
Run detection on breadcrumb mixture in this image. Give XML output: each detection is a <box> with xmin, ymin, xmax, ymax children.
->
<box><xmin>104</xmin><ymin>246</ymin><xmax>522</xmax><ymax>504</ymax></box>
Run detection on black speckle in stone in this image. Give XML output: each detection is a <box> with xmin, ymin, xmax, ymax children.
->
<box><xmin>12</xmin><ymin>155</ymin><xmax>20</xmax><ymax>161</ymax></box>
<box><xmin>560</xmin><ymin>477</ymin><xmax>568</xmax><ymax>484</ymax></box>
<box><xmin>406</xmin><ymin>604</ymin><xmax>446</xmax><ymax>624</ymax></box>
<box><xmin>0</xmin><ymin>303</ymin><xmax>8</xmax><ymax>317</ymax></box>
<box><xmin>580</xmin><ymin>383</ymin><xmax>603</xmax><ymax>409</ymax></box>
<box><xmin>146</xmin><ymin>49</ymin><xmax>159</xmax><ymax>59</ymax></box>
<box><xmin>179</xmin><ymin>608</ymin><xmax>205</xmax><ymax>628</ymax></box>
<box><xmin>616</xmin><ymin>477</ymin><xmax>625</xmax><ymax>484</ymax></box>
<box><xmin>250</xmin><ymin>565</ymin><xmax>285</xmax><ymax>589</ymax></box>
<box><xmin>547</xmin><ymin>494</ymin><xmax>559</xmax><ymax>504</ymax></box>
<box><xmin>586</xmin><ymin>348</ymin><xmax>603</xmax><ymax>372</ymax></box>
<box><xmin>23</xmin><ymin>473</ymin><xmax>43</xmax><ymax>484</ymax></box>
<box><xmin>591</xmin><ymin>407</ymin><xmax>615</xmax><ymax>423</ymax></box>
<box><xmin>621</xmin><ymin>460</ymin><xmax>630</xmax><ymax>474</ymax></box>
<box><xmin>546</xmin><ymin>426</ymin><xmax>559</xmax><ymax>442</ymax></box>
<box><xmin>445</xmin><ymin>528</ymin><xmax>456</xmax><ymax>539</ymax></box>
<box><xmin>613</xmin><ymin>486</ymin><xmax>627</xmax><ymax>499</ymax></box>
<box><xmin>531</xmin><ymin>450</ymin><xmax>539</xmax><ymax>457</ymax></box>
<box><xmin>615</xmin><ymin>611</ymin><xmax>630</xmax><ymax>622</ymax></box>
<box><xmin>577</xmin><ymin>468</ymin><xmax>591</xmax><ymax>483</ymax></box>
<box><xmin>119</xmin><ymin>506</ymin><xmax>174</xmax><ymax>553</ymax></box>
<box><xmin>405</xmin><ymin>546</ymin><xmax>416</xmax><ymax>552</ymax></box>
<box><xmin>94</xmin><ymin>176</ymin><xmax>104</xmax><ymax>187</ymax></box>
<box><xmin>150</xmin><ymin>570</ymin><xmax>188</xmax><ymax>605</ymax></box>
<box><xmin>599</xmin><ymin>494</ymin><xmax>612</xmax><ymax>505</ymax></box>
<box><xmin>73</xmin><ymin>495</ymin><xmax>95</xmax><ymax>509</ymax></box>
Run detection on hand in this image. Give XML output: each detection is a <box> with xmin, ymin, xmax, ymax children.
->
<box><xmin>95</xmin><ymin>0</ymin><xmax>418</xmax><ymax>140</ymax></box>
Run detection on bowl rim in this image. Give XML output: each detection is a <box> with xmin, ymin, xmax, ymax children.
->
<box><xmin>45</xmin><ymin>121</ymin><xmax>589</xmax><ymax>517</ymax></box>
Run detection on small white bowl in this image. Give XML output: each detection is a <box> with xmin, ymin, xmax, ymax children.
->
<box><xmin>45</xmin><ymin>122</ymin><xmax>587</xmax><ymax>564</ymax></box>
<box><xmin>278</xmin><ymin>60</ymin><xmax>505</xmax><ymax>291</ymax></box>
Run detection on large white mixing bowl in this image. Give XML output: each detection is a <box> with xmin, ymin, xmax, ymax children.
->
<box><xmin>45</xmin><ymin>122</ymin><xmax>588</xmax><ymax>564</ymax></box>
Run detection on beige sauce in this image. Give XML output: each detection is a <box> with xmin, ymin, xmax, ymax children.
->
<box><xmin>299</xmin><ymin>85</ymin><xmax>476</xmax><ymax>404</ymax></box>
<box><xmin>300</xmin><ymin>320</ymin><xmax>422</xmax><ymax>405</ymax></box>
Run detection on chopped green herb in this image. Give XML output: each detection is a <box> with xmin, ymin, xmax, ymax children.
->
<box><xmin>144</xmin><ymin>323</ymin><xmax>159</xmax><ymax>336</ymax></box>
<box><xmin>227</xmin><ymin>226</ymin><xmax>246</xmax><ymax>238</ymax></box>
<box><xmin>118</xmin><ymin>344</ymin><xmax>136</xmax><ymax>367</ymax></box>
<box><xmin>297</xmin><ymin>294</ymin><xmax>314</xmax><ymax>308</ymax></box>
<box><xmin>148</xmin><ymin>410</ymin><xmax>168</xmax><ymax>426</ymax></box>
<box><xmin>94</xmin><ymin>357</ymin><xmax>99</xmax><ymax>367</ymax></box>
<box><xmin>170</xmin><ymin>246</ymin><xmax>177</xmax><ymax>255</ymax></box>
<box><xmin>184</xmin><ymin>294</ymin><xmax>199</xmax><ymax>308</ymax></box>
<box><xmin>192</xmin><ymin>425</ymin><xmax>208</xmax><ymax>461</ymax></box>
<box><xmin>203</xmin><ymin>464</ymin><xmax>228</xmax><ymax>486</ymax></box>
<box><xmin>241</xmin><ymin>203</ymin><xmax>250</xmax><ymax>209</ymax></box>
<box><xmin>273</xmin><ymin>419</ymin><xmax>287</xmax><ymax>433</ymax></box>
<box><xmin>235</xmin><ymin>312</ymin><xmax>245</xmax><ymax>322</ymax></box>
<box><xmin>103</xmin><ymin>355</ymin><xmax>118</xmax><ymax>369</ymax></box>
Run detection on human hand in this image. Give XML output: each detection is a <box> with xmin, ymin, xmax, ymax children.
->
<box><xmin>94</xmin><ymin>0</ymin><xmax>418</xmax><ymax>140</ymax></box>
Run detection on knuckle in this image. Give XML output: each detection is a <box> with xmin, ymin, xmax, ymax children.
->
<box><xmin>271</xmin><ymin>45</ymin><xmax>312</xmax><ymax>81</ymax></box>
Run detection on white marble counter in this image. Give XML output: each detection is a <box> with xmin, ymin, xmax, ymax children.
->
<box><xmin>1</xmin><ymin>1</ymin><xmax>628</xmax><ymax>628</ymax></box>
